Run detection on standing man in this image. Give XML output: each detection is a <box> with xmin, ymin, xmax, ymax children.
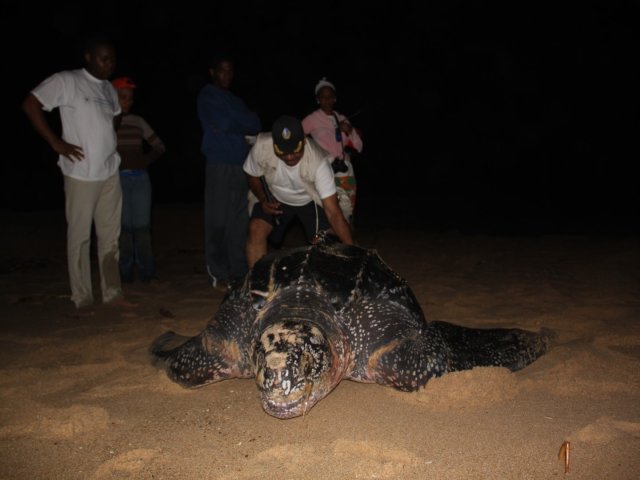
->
<box><xmin>197</xmin><ymin>54</ymin><xmax>261</xmax><ymax>289</ymax></box>
<box><xmin>22</xmin><ymin>35</ymin><xmax>124</xmax><ymax>309</ymax></box>
<box><xmin>244</xmin><ymin>115</ymin><xmax>353</xmax><ymax>268</ymax></box>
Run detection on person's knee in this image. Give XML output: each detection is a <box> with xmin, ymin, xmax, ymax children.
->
<box><xmin>247</xmin><ymin>219</ymin><xmax>271</xmax><ymax>243</ymax></box>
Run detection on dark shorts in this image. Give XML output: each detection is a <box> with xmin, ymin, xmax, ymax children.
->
<box><xmin>251</xmin><ymin>200</ymin><xmax>330</xmax><ymax>244</ymax></box>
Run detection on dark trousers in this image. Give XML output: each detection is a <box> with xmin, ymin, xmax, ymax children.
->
<box><xmin>205</xmin><ymin>163</ymin><xmax>249</xmax><ymax>282</ymax></box>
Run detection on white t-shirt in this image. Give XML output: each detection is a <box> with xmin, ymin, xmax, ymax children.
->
<box><xmin>244</xmin><ymin>149</ymin><xmax>337</xmax><ymax>206</ymax></box>
<box><xmin>31</xmin><ymin>68</ymin><xmax>121</xmax><ymax>181</ymax></box>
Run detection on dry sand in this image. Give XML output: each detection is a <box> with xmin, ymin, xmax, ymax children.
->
<box><xmin>1</xmin><ymin>205</ymin><xmax>639</xmax><ymax>479</ymax></box>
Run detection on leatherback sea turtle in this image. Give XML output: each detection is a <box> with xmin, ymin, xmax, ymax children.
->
<box><xmin>150</xmin><ymin>242</ymin><xmax>555</xmax><ymax>419</ymax></box>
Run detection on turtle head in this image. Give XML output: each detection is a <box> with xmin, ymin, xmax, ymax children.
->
<box><xmin>253</xmin><ymin>321</ymin><xmax>341</xmax><ymax>419</ymax></box>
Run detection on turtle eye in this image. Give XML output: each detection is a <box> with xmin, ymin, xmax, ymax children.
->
<box><xmin>250</xmin><ymin>289</ymin><xmax>268</xmax><ymax>310</ymax></box>
<box><xmin>252</xmin><ymin>296</ymin><xmax>266</xmax><ymax>310</ymax></box>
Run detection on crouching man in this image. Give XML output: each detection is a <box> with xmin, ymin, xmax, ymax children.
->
<box><xmin>243</xmin><ymin>115</ymin><xmax>353</xmax><ymax>267</ymax></box>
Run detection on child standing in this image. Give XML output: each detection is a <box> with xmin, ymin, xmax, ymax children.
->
<box><xmin>112</xmin><ymin>77</ymin><xmax>166</xmax><ymax>283</ymax></box>
<box><xmin>302</xmin><ymin>78</ymin><xmax>363</xmax><ymax>225</ymax></box>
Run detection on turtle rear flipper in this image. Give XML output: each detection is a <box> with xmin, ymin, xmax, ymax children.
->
<box><xmin>150</xmin><ymin>329</ymin><xmax>248</xmax><ymax>388</ymax></box>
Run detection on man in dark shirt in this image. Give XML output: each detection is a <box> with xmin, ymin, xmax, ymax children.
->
<box><xmin>197</xmin><ymin>55</ymin><xmax>261</xmax><ymax>290</ymax></box>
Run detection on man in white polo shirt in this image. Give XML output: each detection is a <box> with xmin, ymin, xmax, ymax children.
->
<box><xmin>243</xmin><ymin>115</ymin><xmax>353</xmax><ymax>268</ymax></box>
<box><xmin>22</xmin><ymin>35</ymin><xmax>124</xmax><ymax>309</ymax></box>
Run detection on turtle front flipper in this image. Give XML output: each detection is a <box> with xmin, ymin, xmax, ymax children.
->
<box><xmin>365</xmin><ymin>321</ymin><xmax>555</xmax><ymax>392</ymax></box>
<box><xmin>432</xmin><ymin>321</ymin><xmax>556</xmax><ymax>372</ymax></box>
<box><xmin>150</xmin><ymin>326</ymin><xmax>250</xmax><ymax>388</ymax></box>
<box><xmin>366</xmin><ymin>322</ymin><xmax>452</xmax><ymax>391</ymax></box>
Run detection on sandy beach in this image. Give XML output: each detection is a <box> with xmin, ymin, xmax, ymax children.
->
<box><xmin>1</xmin><ymin>205</ymin><xmax>639</xmax><ymax>479</ymax></box>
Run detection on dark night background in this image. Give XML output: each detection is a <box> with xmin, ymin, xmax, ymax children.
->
<box><xmin>6</xmin><ymin>1</ymin><xmax>639</xmax><ymax>234</ymax></box>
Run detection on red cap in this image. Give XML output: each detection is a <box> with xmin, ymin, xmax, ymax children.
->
<box><xmin>111</xmin><ymin>76</ymin><xmax>137</xmax><ymax>89</ymax></box>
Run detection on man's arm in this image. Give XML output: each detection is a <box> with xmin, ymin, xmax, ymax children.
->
<box><xmin>247</xmin><ymin>175</ymin><xmax>282</xmax><ymax>216</ymax></box>
<box><xmin>247</xmin><ymin>175</ymin><xmax>267</xmax><ymax>203</ymax></box>
<box><xmin>22</xmin><ymin>93</ymin><xmax>83</xmax><ymax>161</ymax></box>
<box><xmin>321</xmin><ymin>194</ymin><xmax>353</xmax><ymax>245</ymax></box>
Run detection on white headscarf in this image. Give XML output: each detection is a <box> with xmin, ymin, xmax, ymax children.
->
<box><xmin>315</xmin><ymin>77</ymin><xmax>336</xmax><ymax>96</ymax></box>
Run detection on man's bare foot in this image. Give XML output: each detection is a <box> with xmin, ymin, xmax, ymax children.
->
<box><xmin>68</xmin><ymin>303</ymin><xmax>95</xmax><ymax>319</ymax></box>
<box><xmin>104</xmin><ymin>295</ymin><xmax>138</xmax><ymax>308</ymax></box>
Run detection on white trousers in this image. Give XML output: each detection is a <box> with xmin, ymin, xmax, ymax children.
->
<box><xmin>64</xmin><ymin>173</ymin><xmax>122</xmax><ymax>307</ymax></box>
